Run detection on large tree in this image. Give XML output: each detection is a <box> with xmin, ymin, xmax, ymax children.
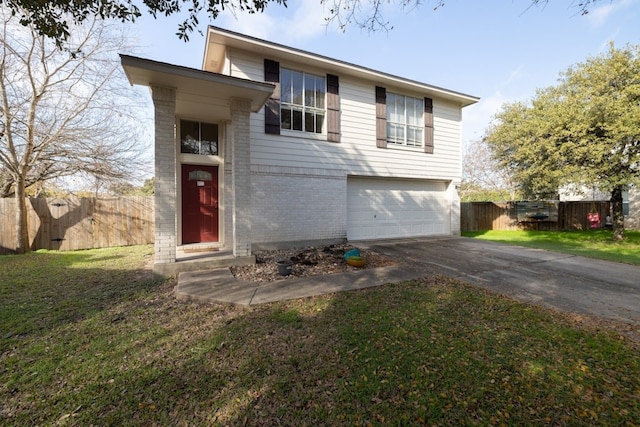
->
<box><xmin>461</xmin><ymin>138</ymin><xmax>520</xmax><ymax>202</ymax></box>
<box><xmin>0</xmin><ymin>0</ymin><xmax>611</xmax><ymax>47</ymax></box>
<box><xmin>484</xmin><ymin>43</ymin><xmax>640</xmax><ymax>240</ymax></box>
<box><xmin>0</xmin><ymin>8</ymin><xmax>147</xmax><ymax>253</ymax></box>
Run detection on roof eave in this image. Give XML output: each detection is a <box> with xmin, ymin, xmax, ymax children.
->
<box><xmin>204</xmin><ymin>26</ymin><xmax>479</xmax><ymax>108</ymax></box>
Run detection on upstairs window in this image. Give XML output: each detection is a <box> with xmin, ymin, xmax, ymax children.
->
<box><xmin>280</xmin><ymin>68</ymin><xmax>325</xmax><ymax>134</ymax></box>
<box><xmin>180</xmin><ymin>120</ymin><xmax>218</xmax><ymax>155</ymax></box>
<box><xmin>386</xmin><ymin>93</ymin><xmax>423</xmax><ymax>147</ymax></box>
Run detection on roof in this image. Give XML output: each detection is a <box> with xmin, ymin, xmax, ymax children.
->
<box><xmin>203</xmin><ymin>26</ymin><xmax>479</xmax><ymax>108</ymax></box>
<box><xmin>120</xmin><ymin>54</ymin><xmax>274</xmax><ymax>121</ymax></box>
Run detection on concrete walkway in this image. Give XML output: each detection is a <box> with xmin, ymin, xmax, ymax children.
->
<box><xmin>176</xmin><ymin>265</ymin><xmax>424</xmax><ymax>306</ymax></box>
<box><xmin>176</xmin><ymin>236</ymin><xmax>640</xmax><ymax>330</ymax></box>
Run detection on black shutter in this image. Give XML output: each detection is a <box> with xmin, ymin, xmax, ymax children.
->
<box><xmin>326</xmin><ymin>74</ymin><xmax>340</xmax><ymax>143</ymax></box>
<box><xmin>375</xmin><ymin>86</ymin><xmax>387</xmax><ymax>148</ymax></box>
<box><xmin>424</xmin><ymin>97</ymin><xmax>434</xmax><ymax>154</ymax></box>
<box><xmin>264</xmin><ymin>59</ymin><xmax>280</xmax><ymax>135</ymax></box>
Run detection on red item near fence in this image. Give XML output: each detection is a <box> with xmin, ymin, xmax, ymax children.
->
<box><xmin>587</xmin><ymin>212</ymin><xmax>601</xmax><ymax>229</ymax></box>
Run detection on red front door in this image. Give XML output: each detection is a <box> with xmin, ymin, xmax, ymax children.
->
<box><xmin>181</xmin><ymin>164</ymin><xmax>219</xmax><ymax>244</ymax></box>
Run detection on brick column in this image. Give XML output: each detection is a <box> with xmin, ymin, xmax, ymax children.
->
<box><xmin>151</xmin><ymin>86</ymin><xmax>177</xmax><ymax>265</ymax></box>
<box><xmin>229</xmin><ymin>98</ymin><xmax>252</xmax><ymax>257</ymax></box>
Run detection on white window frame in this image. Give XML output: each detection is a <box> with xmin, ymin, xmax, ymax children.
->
<box><xmin>280</xmin><ymin>68</ymin><xmax>326</xmax><ymax>135</ymax></box>
<box><xmin>386</xmin><ymin>93</ymin><xmax>423</xmax><ymax>148</ymax></box>
<box><xmin>179</xmin><ymin>120</ymin><xmax>219</xmax><ymax>156</ymax></box>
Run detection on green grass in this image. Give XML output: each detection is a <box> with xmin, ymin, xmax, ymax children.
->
<box><xmin>462</xmin><ymin>229</ymin><xmax>640</xmax><ymax>266</ymax></box>
<box><xmin>2</xmin><ymin>245</ymin><xmax>640</xmax><ymax>425</ymax></box>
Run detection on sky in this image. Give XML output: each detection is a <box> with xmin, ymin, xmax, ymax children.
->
<box><xmin>123</xmin><ymin>0</ymin><xmax>640</xmax><ymax>149</ymax></box>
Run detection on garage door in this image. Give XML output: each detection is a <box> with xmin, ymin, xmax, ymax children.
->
<box><xmin>347</xmin><ymin>177</ymin><xmax>450</xmax><ymax>241</ymax></box>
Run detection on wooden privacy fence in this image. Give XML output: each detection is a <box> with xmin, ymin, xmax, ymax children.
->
<box><xmin>0</xmin><ymin>197</ymin><xmax>154</xmax><ymax>254</ymax></box>
<box><xmin>461</xmin><ymin>201</ymin><xmax>611</xmax><ymax>232</ymax></box>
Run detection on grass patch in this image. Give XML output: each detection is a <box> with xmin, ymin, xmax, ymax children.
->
<box><xmin>2</xmin><ymin>246</ymin><xmax>640</xmax><ymax>425</ymax></box>
<box><xmin>462</xmin><ymin>229</ymin><xmax>640</xmax><ymax>266</ymax></box>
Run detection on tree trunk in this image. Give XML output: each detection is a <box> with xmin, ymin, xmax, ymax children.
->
<box><xmin>610</xmin><ymin>186</ymin><xmax>625</xmax><ymax>241</ymax></box>
<box><xmin>14</xmin><ymin>177</ymin><xmax>30</xmax><ymax>254</ymax></box>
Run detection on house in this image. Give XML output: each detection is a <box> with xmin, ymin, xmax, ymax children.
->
<box><xmin>120</xmin><ymin>27</ymin><xmax>479</xmax><ymax>274</ymax></box>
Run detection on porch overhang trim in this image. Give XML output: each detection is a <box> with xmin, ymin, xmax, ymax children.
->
<box><xmin>120</xmin><ymin>54</ymin><xmax>274</xmax><ymax>118</ymax></box>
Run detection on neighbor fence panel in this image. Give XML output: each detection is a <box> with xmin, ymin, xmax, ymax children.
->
<box><xmin>460</xmin><ymin>202</ymin><xmax>518</xmax><ymax>232</ymax></box>
<box><xmin>0</xmin><ymin>197</ymin><xmax>154</xmax><ymax>254</ymax></box>
<box><xmin>461</xmin><ymin>201</ymin><xmax>610</xmax><ymax>232</ymax></box>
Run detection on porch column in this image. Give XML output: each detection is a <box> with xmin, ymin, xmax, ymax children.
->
<box><xmin>151</xmin><ymin>85</ymin><xmax>177</xmax><ymax>265</ymax></box>
<box><xmin>229</xmin><ymin>97</ymin><xmax>252</xmax><ymax>257</ymax></box>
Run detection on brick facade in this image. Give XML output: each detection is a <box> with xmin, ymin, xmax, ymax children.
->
<box><xmin>250</xmin><ymin>166</ymin><xmax>346</xmax><ymax>245</ymax></box>
<box><xmin>151</xmin><ymin>85</ymin><xmax>177</xmax><ymax>265</ymax></box>
<box><xmin>229</xmin><ymin>98</ymin><xmax>253</xmax><ymax>257</ymax></box>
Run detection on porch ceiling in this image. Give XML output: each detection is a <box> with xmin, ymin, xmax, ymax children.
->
<box><xmin>120</xmin><ymin>54</ymin><xmax>274</xmax><ymax>122</ymax></box>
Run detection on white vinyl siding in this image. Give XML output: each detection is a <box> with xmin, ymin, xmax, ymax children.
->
<box><xmin>228</xmin><ymin>52</ymin><xmax>263</xmax><ymax>80</ymax></box>
<box><xmin>224</xmin><ymin>49</ymin><xmax>462</xmax><ymax>181</ymax></box>
<box><xmin>249</xmin><ymin>90</ymin><xmax>461</xmax><ymax>182</ymax></box>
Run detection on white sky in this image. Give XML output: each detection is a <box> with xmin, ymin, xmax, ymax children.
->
<box><xmin>123</xmin><ymin>0</ymin><xmax>640</xmax><ymax>149</ymax></box>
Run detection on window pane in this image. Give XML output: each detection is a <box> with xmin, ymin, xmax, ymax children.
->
<box><xmin>406</xmin><ymin>97</ymin><xmax>416</xmax><ymax>126</ymax></box>
<box><xmin>201</xmin><ymin>140</ymin><xmax>218</xmax><ymax>155</ymax></box>
<box><xmin>281</xmin><ymin>69</ymin><xmax>292</xmax><ymax>104</ymax></box>
<box><xmin>292</xmin><ymin>109</ymin><xmax>303</xmax><ymax>131</ymax></box>
<box><xmin>397</xmin><ymin>125</ymin><xmax>405</xmax><ymax>143</ymax></box>
<box><xmin>413</xmin><ymin>126</ymin><xmax>424</xmax><ymax>146</ymax></box>
<box><xmin>386</xmin><ymin>93</ymin><xmax>396</xmax><ymax>122</ymax></box>
<box><xmin>292</xmin><ymin>71</ymin><xmax>303</xmax><ymax>106</ymax></box>
<box><xmin>389</xmin><ymin>93</ymin><xmax>403</xmax><ymax>124</ymax></box>
<box><xmin>388</xmin><ymin>123</ymin><xmax>403</xmax><ymax>144</ymax></box>
<box><xmin>281</xmin><ymin>107</ymin><xmax>292</xmax><ymax>130</ymax></box>
<box><xmin>411</xmin><ymin>97</ymin><xmax>423</xmax><ymax>126</ymax></box>
<box><xmin>305</xmin><ymin>111</ymin><xmax>315</xmax><ymax>133</ymax></box>
<box><xmin>315</xmin><ymin>112</ymin><xmax>325</xmax><ymax>133</ymax></box>
<box><xmin>305</xmin><ymin>74</ymin><xmax>315</xmax><ymax>108</ymax></box>
<box><xmin>200</xmin><ymin>123</ymin><xmax>218</xmax><ymax>155</ymax></box>
<box><xmin>315</xmin><ymin>76</ymin><xmax>325</xmax><ymax>108</ymax></box>
<box><xmin>406</xmin><ymin>127</ymin><xmax>416</xmax><ymax>146</ymax></box>
<box><xmin>180</xmin><ymin>120</ymin><xmax>200</xmax><ymax>154</ymax></box>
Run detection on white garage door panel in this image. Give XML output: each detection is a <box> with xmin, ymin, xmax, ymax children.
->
<box><xmin>347</xmin><ymin>178</ymin><xmax>450</xmax><ymax>240</ymax></box>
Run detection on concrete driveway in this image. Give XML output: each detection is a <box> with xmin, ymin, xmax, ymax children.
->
<box><xmin>359</xmin><ymin>237</ymin><xmax>640</xmax><ymax>326</ymax></box>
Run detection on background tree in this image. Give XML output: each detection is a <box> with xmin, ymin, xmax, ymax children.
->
<box><xmin>0</xmin><ymin>0</ymin><xmax>611</xmax><ymax>47</ymax></box>
<box><xmin>485</xmin><ymin>43</ymin><xmax>640</xmax><ymax>241</ymax></box>
<box><xmin>0</xmin><ymin>8</ymin><xmax>148</xmax><ymax>253</ymax></box>
<box><xmin>108</xmin><ymin>177</ymin><xmax>155</xmax><ymax>196</ymax></box>
<box><xmin>461</xmin><ymin>138</ymin><xmax>520</xmax><ymax>202</ymax></box>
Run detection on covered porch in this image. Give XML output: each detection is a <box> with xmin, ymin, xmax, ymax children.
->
<box><xmin>120</xmin><ymin>55</ymin><xmax>274</xmax><ymax>275</ymax></box>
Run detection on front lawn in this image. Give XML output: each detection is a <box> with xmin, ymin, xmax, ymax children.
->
<box><xmin>462</xmin><ymin>229</ymin><xmax>640</xmax><ymax>266</ymax></box>
<box><xmin>1</xmin><ymin>245</ymin><xmax>639</xmax><ymax>425</ymax></box>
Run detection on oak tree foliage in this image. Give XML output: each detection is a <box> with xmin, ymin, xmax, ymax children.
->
<box><xmin>484</xmin><ymin>43</ymin><xmax>640</xmax><ymax>240</ymax></box>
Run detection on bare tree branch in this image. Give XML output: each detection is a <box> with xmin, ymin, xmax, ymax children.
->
<box><xmin>0</xmin><ymin>7</ymin><xmax>150</xmax><ymax>252</ymax></box>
